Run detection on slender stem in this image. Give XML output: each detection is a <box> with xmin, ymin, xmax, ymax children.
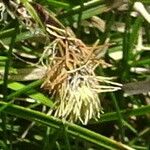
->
<box><xmin>2</xmin><ymin>19</ymin><xmax>19</xmax><ymax>147</ymax></box>
<box><xmin>110</xmin><ymin>93</ymin><xmax>125</xmax><ymax>141</ymax></box>
<box><xmin>77</xmin><ymin>0</ymin><xmax>84</xmax><ymax>36</ymax></box>
<box><xmin>3</xmin><ymin>20</ymin><xmax>19</xmax><ymax>100</ymax></box>
<box><xmin>63</xmin><ymin>125</ymin><xmax>71</xmax><ymax>150</ymax></box>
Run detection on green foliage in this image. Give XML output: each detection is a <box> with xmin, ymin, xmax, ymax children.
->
<box><xmin>0</xmin><ymin>0</ymin><xmax>150</xmax><ymax>150</ymax></box>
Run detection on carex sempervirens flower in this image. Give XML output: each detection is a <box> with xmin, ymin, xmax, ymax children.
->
<box><xmin>7</xmin><ymin>0</ymin><xmax>122</xmax><ymax>124</ymax></box>
<box><xmin>40</xmin><ymin>26</ymin><xmax>121</xmax><ymax>124</ymax></box>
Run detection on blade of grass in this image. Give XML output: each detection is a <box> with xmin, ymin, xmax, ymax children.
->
<box><xmin>123</xmin><ymin>120</ymin><xmax>137</xmax><ymax>134</ymax></box>
<box><xmin>109</xmin><ymin>93</ymin><xmax>125</xmax><ymax>141</ymax></box>
<box><xmin>6</xmin><ymin>80</ymin><xmax>43</xmax><ymax>100</ymax></box>
<box><xmin>46</xmin><ymin>0</ymin><xmax>70</xmax><ymax>8</ymax></box>
<box><xmin>0</xmin><ymin>102</ymin><xmax>150</xmax><ymax>123</ymax></box>
<box><xmin>120</xmin><ymin>12</ymin><xmax>142</xmax><ymax>81</ymax></box>
<box><xmin>131</xmin><ymin>58</ymin><xmax>150</xmax><ymax>66</ymax></box>
<box><xmin>120</xmin><ymin>6</ymin><xmax>132</xmax><ymax>81</ymax></box>
<box><xmin>0</xmin><ymin>56</ymin><xmax>7</xmax><ymax>61</ymax></box>
<box><xmin>76</xmin><ymin>0</ymin><xmax>84</xmax><ymax>36</ymax></box>
<box><xmin>0</xmin><ymin>101</ymin><xmax>136</xmax><ymax>150</ymax></box>
<box><xmin>58</xmin><ymin>0</ymin><xmax>105</xmax><ymax>19</ymax></box>
<box><xmin>63</xmin><ymin>4</ymin><xmax>107</xmax><ymax>23</ymax></box>
<box><xmin>3</xmin><ymin>20</ymin><xmax>19</xmax><ymax>100</ymax></box>
<box><xmin>2</xmin><ymin>19</ymin><xmax>19</xmax><ymax>149</ymax></box>
<box><xmin>7</xmin><ymin>81</ymin><xmax>53</xmax><ymax>107</ymax></box>
<box><xmin>99</xmin><ymin>105</ymin><xmax>150</xmax><ymax>123</ymax></box>
<box><xmin>1</xmin><ymin>29</ymin><xmax>44</xmax><ymax>45</ymax></box>
<box><xmin>63</xmin><ymin>125</ymin><xmax>71</xmax><ymax>150</ymax></box>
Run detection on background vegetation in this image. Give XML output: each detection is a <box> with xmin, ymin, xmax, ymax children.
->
<box><xmin>0</xmin><ymin>0</ymin><xmax>150</xmax><ymax>150</ymax></box>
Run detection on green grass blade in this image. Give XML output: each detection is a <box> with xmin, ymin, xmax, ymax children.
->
<box><xmin>0</xmin><ymin>101</ymin><xmax>135</xmax><ymax>150</ymax></box>
<box><xmin>6</xmin><ymin>80</ymin><xmax>53</xmax><ymax>107</ymax></box>
<box><xmin>3</xmin><ymin>20</ymin><xmax>19</xmax><ymax>100</ymax></box>
<box><xmin>46</xmin><ymin>0</ymin><xmax>70</xmax><ymax>8</ymax></box>
<box><xmin>1</xmin><ymin>29</ymin><xmax>43</xmax><ymax>45</ymax></box>
<box><xmin>99</xmin><ymin>105</ymin><xmax>150</xmax><ymax>122</ymax></box>
<box><xmin>58</xmin><ymin>0</ymin><xmax>105</xmax><ymax>19</ymax></box>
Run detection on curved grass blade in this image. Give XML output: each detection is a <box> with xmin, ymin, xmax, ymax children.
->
<box><xmin>7</xmin><ymin>80</ymin><xmax>53</xmax><ymax>107</ymax></box>
<box><xmin>0</xmin><ymin>101</ymin><xmax>137</xmax><ymax>150</ymax></box>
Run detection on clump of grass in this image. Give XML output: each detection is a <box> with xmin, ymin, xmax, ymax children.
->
<box><xmin>1</xmin><ymin>0</ymin><xmax>150</xmax><ymax>149</ymax></box>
